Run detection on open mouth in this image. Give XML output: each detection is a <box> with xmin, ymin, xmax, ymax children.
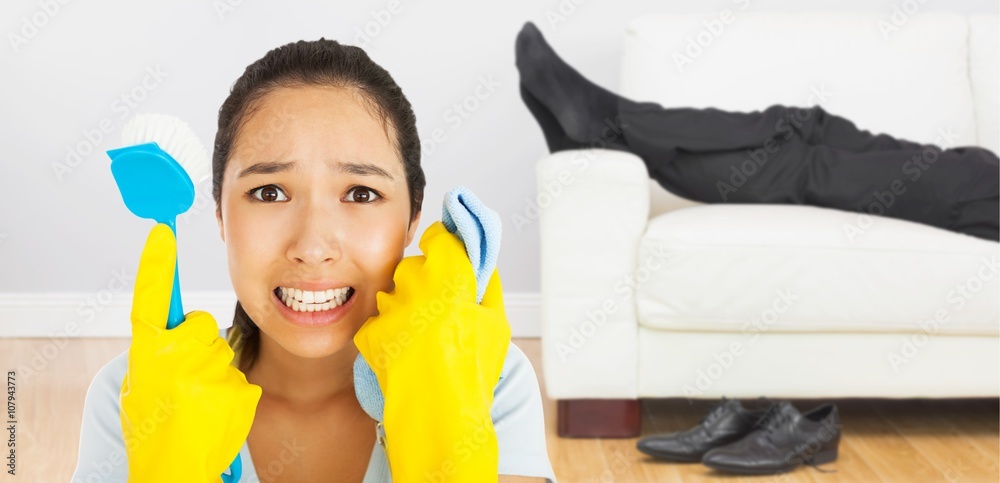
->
<box><xmin>273</xmin><ymin>286</ymin><xmax>356</xmax><ymax>313</ymax></box>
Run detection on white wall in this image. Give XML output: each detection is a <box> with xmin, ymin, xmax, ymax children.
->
<box><xmin>1</xmin><ymin>0</ymin><xmax>996</xmax><ymax>336</ymax></box>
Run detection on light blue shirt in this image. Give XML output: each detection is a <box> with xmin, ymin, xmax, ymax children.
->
<box><xmin>71</xmin><ymin>336</ymin><xmax>556</xmax><ymax>482</ymax></box>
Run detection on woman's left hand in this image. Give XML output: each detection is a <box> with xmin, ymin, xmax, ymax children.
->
<box><xmin>354</xmin><ymin>221</ymin><xmax>512</xmax><ymax>482</ymax></box>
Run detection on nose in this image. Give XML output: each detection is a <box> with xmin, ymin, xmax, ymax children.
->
<box><xmin>286</xmin><ymin>195</ymin><xmax>343</xmax><ymax>266</ymax></box>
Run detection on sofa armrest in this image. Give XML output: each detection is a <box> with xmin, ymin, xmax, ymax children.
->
<box><xmin>537</xmin><ymin>149</ymin><xmax>650</xmax><ymax>399</ymax></box>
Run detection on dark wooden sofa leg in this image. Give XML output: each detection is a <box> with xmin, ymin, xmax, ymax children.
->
<box><xmin>557</xmin><ymin>399</ymin><xmax>641</xmax><ymax>438</ymax></box>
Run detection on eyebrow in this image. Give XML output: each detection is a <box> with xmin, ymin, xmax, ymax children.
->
<box><xmin>236</xmin><ymin>160</ymin><xmax>394</xmax><ymax>181</ymax></box>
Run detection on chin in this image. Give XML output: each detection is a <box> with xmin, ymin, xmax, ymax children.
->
<box><xmin>271</xmin><ymin>328</ymin><xmax>358</xmax><ymax>359</ymax></box>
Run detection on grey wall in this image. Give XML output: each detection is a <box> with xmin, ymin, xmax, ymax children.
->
<box><xmin>2</xmin><ymin>0</ymin><xmax>997</xmax><ymax>297</ymax></box>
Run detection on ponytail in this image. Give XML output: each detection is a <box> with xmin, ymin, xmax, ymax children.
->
<box><xmin>226</xmin><ymin>301</ymin><xmax>260</xmax><ymax>373</ymax></box>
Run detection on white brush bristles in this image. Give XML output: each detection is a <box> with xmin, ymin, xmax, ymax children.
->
<box><xmin>121</xmin><ymin>113</ymin><xmax>211</xmax><ymax>186</ymax></box>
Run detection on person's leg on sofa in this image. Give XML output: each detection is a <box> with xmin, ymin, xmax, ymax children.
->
<box><xmin>642</xmin><ymin>138</ymin><xmax>999</xmax><ymax>241</ymax></box>
<box><xmin>616</xmin><ymin>100</ymin><xmax>930</xmax><ymax>155</ymax></box>
<box><xmin>515</xmin><ymin>20</ymin><xmax>999</xmax><ymax>241</ymax></box>
<box><xmin>516</xmin><ymin>21</ymin><xmax>926</xmax><ymax>155</ymax></box>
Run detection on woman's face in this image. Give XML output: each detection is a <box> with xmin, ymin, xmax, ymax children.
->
<box><xmin>216</xmin><ymin>85</ymin><xmax>420</xmax><ymax>360</ymax></box>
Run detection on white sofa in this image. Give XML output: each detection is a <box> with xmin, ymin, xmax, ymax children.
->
<box><xmin>537</xmin><ymin>12</ymin><xmax>1000</xmax><ymax>437</ymax></box>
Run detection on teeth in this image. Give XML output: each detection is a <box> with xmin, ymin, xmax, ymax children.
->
<box><xmin>278</xmin><ymin>286</ymin><xmax>352</xmax><ymax>312</ymax></box>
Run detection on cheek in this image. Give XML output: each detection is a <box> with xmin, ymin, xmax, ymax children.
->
<box><xmin>352</xmin><ymin>217</ymin><xmax>408</xmax><ymax>293</ymax></box>
<box><xmin>223</xmin><ymin>204</ymin><xmax>284</xmax><ymax>309</ymax></box>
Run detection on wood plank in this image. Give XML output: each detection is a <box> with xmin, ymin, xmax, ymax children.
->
<box><xmin>874</xmin><ymin>399</ymin><xmax>1000</xmax><ymax>482</ymax></box>
<box><xmin>840</xmin><ymin>398</ymin><xmax>943</xmax><ymax>481</ymax></box>
<box><xmin>591</xmin><ymin>400</ymin><xmax>711</xmax><ymax>483</ymax></box>
<box><xmin>514</xmin><ymin>338</ymin><xmax>611</xmax><ymax>480</ymax></box>
<box><xmin>932</xmin><ymin>398</ymin><xmax>1000</xmax><ymax>470</ymax></box>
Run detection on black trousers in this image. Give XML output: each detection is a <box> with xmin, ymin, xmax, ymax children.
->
<box><xmin>616</xmin><ymin>100</ymin><xmax>999</xmax><ymax>242</ymax></box>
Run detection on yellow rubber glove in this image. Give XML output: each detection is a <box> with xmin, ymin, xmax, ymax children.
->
<box><xmin>120</xmin><ymin>223</ymin><xmax>262</xmax><ymax>483</ymax></box>
<box><xmin>354</xmin><ymin>221</ymin><xmax>512</xmax><ymax>482</ymax></box>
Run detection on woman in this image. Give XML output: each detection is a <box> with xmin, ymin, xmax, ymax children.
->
<box><xmin>515</xmin><ymin>22</ymin><xmax>999</xmax><ymax>242</ymax></box>
<box><xmin>73</xmin><ymin>39</ymin><xmax>555</xmax><ymax>482</ymax></box>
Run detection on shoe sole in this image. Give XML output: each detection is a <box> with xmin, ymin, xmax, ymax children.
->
<box><xmin>703</xmin><ymin>449</ymin><xmax>838</xmax><ymax>475</ymax></box>
<box><xmin>636</xmin><ymin>447</ymin><xmax>704</xmax><ymax>463</ymax></box>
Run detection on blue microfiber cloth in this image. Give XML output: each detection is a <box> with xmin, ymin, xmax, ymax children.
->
<box><xmin>353</xmin><ymin>186</ymin><xmax>502</xmax><ymax>422</ymax></box>
<box><xmin>441</xmin><ymin>186</ymin><xmax>502</xmax><ymax>303</ymax></box>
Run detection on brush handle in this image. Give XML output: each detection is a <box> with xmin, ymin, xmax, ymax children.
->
<box><xmin>222</xmin><ymin>453</ymin><xmax>243</xmax><ymax>483</ymax></box>
<box><xmin>162</xmin><ymin>218</ymin><xmax>244</xmax><ymax>482</ymax></box>
<box><xmin>164</xmin><ymin>218</ymin><xmax>185</xmax><ymax>330</ymax></box>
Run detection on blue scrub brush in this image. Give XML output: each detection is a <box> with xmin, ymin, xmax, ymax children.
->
<box><xmin>106</xmin><ymin>113</ymin><xmax>243</xmax><ymax>483</ymax></box>
<box><xmin>108</xmin><ymin>114</ymin><xmax>209</xmax><ymax>330</ymax></box>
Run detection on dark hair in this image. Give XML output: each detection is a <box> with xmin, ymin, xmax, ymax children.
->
<box><xmin>213</xmin><ymin>39</ymin><xmax>425</xmax><ymax>372</ymax></box>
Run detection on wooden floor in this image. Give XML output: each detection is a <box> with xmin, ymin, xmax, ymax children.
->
<box><xmin>2</xmin><ymin>337</ymin><xmax>997</xmax><ymax>482</ymax></box>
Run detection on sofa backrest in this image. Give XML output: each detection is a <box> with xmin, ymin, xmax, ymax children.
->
<box><xmin>969</xmin><ymin>14</ymin><xmax>1000</xmax><ymax>155</ymax></box>
<box><xmin>619</xmin><ymin>12</ymin><xmax>996</xmax><ymax>217</ymax></box>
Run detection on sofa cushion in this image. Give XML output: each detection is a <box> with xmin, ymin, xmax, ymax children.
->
<box><xmin>620</xmin><ymin>13</ymin><xmax>978</xmax><ymax>149</ymax></box>
<box><xmin>635</xmin><ymin>205</ymin><xmax>1000</xmax><ymax>335</ymax></box>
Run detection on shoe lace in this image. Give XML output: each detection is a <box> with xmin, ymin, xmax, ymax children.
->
<box><xmin>754</xmin><ymin>404</ymin><xmax>786</xmax><ymax>435</ymax></box>
<box><xmin>758</xmin><ymin>404</ymin><xmax>838</xmax><ymax>475</ymax></box>
<box><xmin>806</xmin><ymin>460</ymin><xmax>838</xmax><ymax>474</ymax></box>
<box><xmin>699</xmin><ymin>397</ymin><xmax>730</xmax><ymax>426</ymax></box>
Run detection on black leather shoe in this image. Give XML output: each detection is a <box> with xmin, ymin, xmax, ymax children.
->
<box><xmin>702</xmin><ymin>401</ymin><xmax>840</xmax><ymax>474</ymax></box>
<box><xmin>636</xmin><ymin>397</ymin><xmax>772</xmax><ymax>462</ymax></box>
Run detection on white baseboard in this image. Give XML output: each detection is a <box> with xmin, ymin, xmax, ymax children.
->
<box><xmin>0</xmin><ymin>291</ymin><xmax>542</xmax><ymax>338</ymax></box>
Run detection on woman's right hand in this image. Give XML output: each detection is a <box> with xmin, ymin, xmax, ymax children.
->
<box><xmin>120</xmin><ymin>223</ymin><xmax>262</xmax><ymax>483</ymax></box>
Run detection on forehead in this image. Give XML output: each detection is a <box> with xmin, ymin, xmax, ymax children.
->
<box><xmin>227</xmin><ymin>85</ymin><xmax>403</xmax><ymax>178</ymax></box>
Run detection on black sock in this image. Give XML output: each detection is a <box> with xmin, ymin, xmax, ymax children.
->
<box><xmin>515</xmin><ymin>21</ymin><xmax>624</xmax><ymax>146</ymax></box>
<box><xmin>519</xmin><ymin>84</ymin><xmax>588</xmax><ymax>152</ymax></box>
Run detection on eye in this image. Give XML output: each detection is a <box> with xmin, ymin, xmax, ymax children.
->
<box><xmin>345</xmin><ymin>186</ymin><xmax>381</xmax><ymax>204</ymax></box>
<box><xmin>247</xmin><ymin>185</ymin><xmax>288</xmax><ymax>203</ymax></box>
